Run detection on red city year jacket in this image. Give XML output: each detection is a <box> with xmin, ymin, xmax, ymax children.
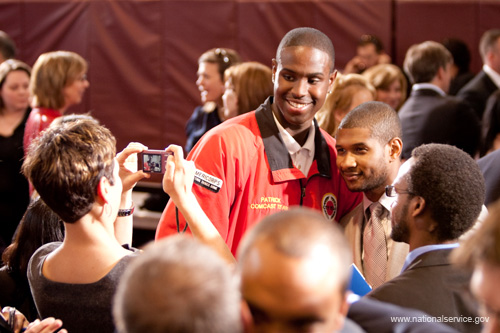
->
<box><xmin>156</xmin><ymin>97</ymin><xmax>361</xmax><ymax>254</ymax></box>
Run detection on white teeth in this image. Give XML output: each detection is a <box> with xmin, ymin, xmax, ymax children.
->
<box><xmin>288</xmin><ymin>100</ymin><xmax>308</xmax><ymax>109</ymax></box>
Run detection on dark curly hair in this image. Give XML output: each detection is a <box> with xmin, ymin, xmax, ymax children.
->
<box><xmin>407</xmin><ymin>144</ymin><xmax>485</xmax><ymax>241</ymax></box>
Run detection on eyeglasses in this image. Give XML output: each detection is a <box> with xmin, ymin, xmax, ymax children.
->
<box><xmin>215</xmin><ymin>48</ymin><xmax>230</xmax><ymax>64</ymax></box>
<box><xmin>77</xmin><ymin>73</ymin><xmax>88</xmax><ymax>82</ymax></box>
<box><xmin>385</xmin><ymin>185</ymin><xmax>414</xmax><ymax>197</ymax></box>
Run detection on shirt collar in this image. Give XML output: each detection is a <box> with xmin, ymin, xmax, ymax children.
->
<box><xmin>483</xmin><ymin>65</ymin><xmax>500</xmax><ymax>89</ymax></box>
<box><xmin>272</xmin><ymin>112</ymin><xmax>315</xmax><ymax>157</ymax></box>
<box><xmin>412</xmin><ymin>83</ymin><xmax>446</xmax><ymax>96</ymax></box>
<box><xmin>401</xmin><ymin>243</ymin><xmax>459</xmax><ymax>273</ymax></box>
<box><xmin>362</xmin><ymin>192</ymin><xmax>395</xmax><ymax>219</ymax></box>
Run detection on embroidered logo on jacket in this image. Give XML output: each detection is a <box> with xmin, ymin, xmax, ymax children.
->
<box><xmin>322</xmin><ymin>193</ymin><xmax>337</xmax><ymax>220</ymax></box>
<box><xmin>250</xmin><ymin>197</ymin><xmax>288</xmax><ymax>210</ymax></box>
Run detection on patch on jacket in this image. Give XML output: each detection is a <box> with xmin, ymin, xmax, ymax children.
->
<box><xmin>322</xmin><ymin>193</ymin><xmax>337</xmax><ymax>221</ymax></box>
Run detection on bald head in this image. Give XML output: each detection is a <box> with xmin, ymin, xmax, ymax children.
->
<box><xmin>114</xmin><ymin>236</ymin><xmax>242</xmax><ymax>333</ymax></box>
<box><xmin>238</xmin><ymin>208</ymin><xmax>350</xmax><ymax>270</ymax></box>
<box><xmin>237</xmin><ymin>208</ymin><xmax>351</xmax><ymax>332</ymax></box>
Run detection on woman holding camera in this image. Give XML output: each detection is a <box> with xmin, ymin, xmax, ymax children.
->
<box><xmin>23</xmin><ymin>116</ymin><xmax>147</xmax><ymax>333</ymax></box>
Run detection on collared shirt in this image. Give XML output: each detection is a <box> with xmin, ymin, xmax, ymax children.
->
<box><xmin>362</xmin><ymin>192</ymin><xmax>395</xmax><ymax>219</ymax></box>
<box><xmin>273</xmin><ymin>113</ymin><xmax>315</xmax><ymax>176</ymax></box>
<box><xmin>361</xmin><ymin>193</ymin><xmax>396</xmax><ymax>262</ymax></box>
<box><xmin>401</xmin><ymin>243</ymin><xmax>459</xmax><ymax>273</ymax></box>
<box><xmin>412</xmin><ymin>83</ymin><xmax>446</xmax><ymax>96</ymax></box>
<box><xmin>483</xmin><ymin>64</ymin><xmax>500</xmax><ymax>89</ymax></box>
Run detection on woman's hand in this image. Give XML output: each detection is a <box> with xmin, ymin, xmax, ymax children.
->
<box><xmin>161</xmin><ymin>145</ymin><xmax>236</xmax><ymax>264</ymax></box>
<box><xmin>24</xmin><ymin>318</ymin><xmax>67</xmax><ymax>333</ymax></box>
<box><xmin>162</xmin><ymin>145</ymin><xmax>196</xmax><ymax>205</ymax></box>
<box><xmin>1</xmin><ymin>306</ymin><xmax>28</xmax><ymax>333</ymax></box>
<box><xmin>116</xmin><ymin>142</ymin><xmax>149</xmax><ymax>193</ymax></box>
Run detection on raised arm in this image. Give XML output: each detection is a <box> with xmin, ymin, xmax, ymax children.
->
<box><xmin>114</xmin><ymin>142</ymin><xmax>149</xmax><ymax>245</ymax></box>
<box><xmin>162</xmin><ymin>145</ymin><xmax>236</xmax><ymax>264</ymax></box>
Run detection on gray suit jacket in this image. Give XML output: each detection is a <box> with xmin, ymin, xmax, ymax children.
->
<box><xmin>341</xmin><ymin>204</ymin><xmax>409</xmax><ymax>285</ymax></box>
<box><xmin>367</xmin><ymin>249</ymin><xmax>481</xmax><ymax>333</ymax></box>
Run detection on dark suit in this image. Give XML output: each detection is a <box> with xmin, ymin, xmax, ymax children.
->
<box><xmin>348</xmin><ymin>298</ymin><xmax>458</xmax><ymax>333</ymax></box>
<box><xmin>399</xmin><ymin>88</ymin><xmax>480</xmax><ymax>159</ymax></box>
<box><xmin>457</xmin><ymin>70</ymin><xmax>498</xmax><ymax>119</ymax></box>
<box><xmin>367</xmin><ymin>249</ymin><xmax>481</xmax><ymax>333</ymax></box>
<box><xmin>478</xmin><ymin>148</ymin><xmax>500</xmax><ymax>206</ymax></box>
<box><xmin>480</xmin><ymin>89</ymin><xmax>500</xmax><ymax>156</ymax></box>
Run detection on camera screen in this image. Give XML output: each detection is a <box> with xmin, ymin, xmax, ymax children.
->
<box><xmin>142</xmin><ymin>153</ymin><xmax>163</xmax><ymax>173</ymax></box>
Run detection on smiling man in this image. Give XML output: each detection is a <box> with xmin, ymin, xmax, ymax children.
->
<box><xmin>156</xmin><ymin>27</ymin><xmax>361</xmax><ymax>254</ymax></box>
<box><xmin>336</xmin><ymin>101</ymin><xmax>409</xmax><ymax>288</ymax></box>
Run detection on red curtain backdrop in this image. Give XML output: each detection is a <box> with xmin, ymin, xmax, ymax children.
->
<box><xmin>1</xmin><ymin>0</ymin><xmax>497</xmax><ymax>150</ymax></box>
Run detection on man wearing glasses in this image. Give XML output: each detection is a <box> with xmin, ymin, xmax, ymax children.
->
<box><xmin>367</xmin><ymin>143</ymin><xmax>484</xmax><ymax>333</ymax></box>
<box><xmin>335</xmin><ymin>101</ymin><xmax>409</xmax><ymax>289</ymax></box>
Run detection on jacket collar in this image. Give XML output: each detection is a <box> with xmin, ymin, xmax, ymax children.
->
<box><xmin>255</xmin><ymin>97</ymin><xmax>332</xmax><ymax>180</ymax></box>
<box><xmin>405</xmin><ymin>248</ymin><xmax>454</xmax><ymax>272</ymax></box>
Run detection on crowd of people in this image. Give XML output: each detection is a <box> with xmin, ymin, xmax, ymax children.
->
<box><xmin>1</xmin><ymin>25</ymin><xmax>500</xmax><ymax>333</ymax></box>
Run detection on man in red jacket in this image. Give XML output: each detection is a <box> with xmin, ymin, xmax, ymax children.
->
<box><xmin>156</xmin><ymin>27</ymin><xmax>361</xmax><ymax>254</ymax></box>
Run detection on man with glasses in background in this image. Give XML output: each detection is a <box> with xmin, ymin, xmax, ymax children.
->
<box><xmin>367</xmin><ymin>143</ymin><xmax>484</xmax><ymax>333</ymax></box>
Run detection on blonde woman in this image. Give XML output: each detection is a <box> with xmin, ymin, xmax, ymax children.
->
<box><xmin>222</xmin><ymin>61</ymin><xmax>273</xmax><ymax>119</ymax></box>
<box><xmin>23</xmin><ymin>51</ymin><xmax>89</xmax><ymax>154</ymax></box>
<box><xmin>363</xmin><ymin>63</ymin><xmax>407</xmax><ymax>111</ymax></box>
<box><xmin>316</xmin><ymin>73</ymin><xmax>375</xmax><ymax>136</ymax></box>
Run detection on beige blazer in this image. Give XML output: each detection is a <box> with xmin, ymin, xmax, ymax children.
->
<box><xmin>341</xmin><ymin>204</ymin><xmax>409</xmax><ymax>285</ymax></box>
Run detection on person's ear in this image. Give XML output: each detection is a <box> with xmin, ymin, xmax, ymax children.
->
<box><xmin>96</xmin><ymin>176</ymin><xmax>111</xmax><ymax>204</ymax></box>
<box><xmin>328</xmin><ymin>70</ymin><xmax>337</xmax><ymax>92</ymax></box>
<box><xmin>240</xmin><ymin>299</ymin><xmax>254</xmax><ymax>333</ymax></box>
<box><xmin>271</xmin><ymin>59</ymin><xmax>277</xmax><ymax>84</ymax></box>
<box><xmin>387</xmin><ymin>137</ymin><xmax>403</xmax><ymax>160</ymax></box>
<box><xmin>411</xmin><ymin>196</ymin><xmax>425</xmax><ymax>218</ymax></box>
<box><xmin>436</xmin><ymin>65</ymin><xmax>448</xmax><ymax>82</ymax></box>
<box><xmin>334</xmin><ymin>291</ymin><xmax>349</xmax><ymax>332</ymax></box>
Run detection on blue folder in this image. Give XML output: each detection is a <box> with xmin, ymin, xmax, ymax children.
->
<box><xmin>348</xmin><ymin>264</ymin><xmax>372</xmax><ymax>297</ymax></box>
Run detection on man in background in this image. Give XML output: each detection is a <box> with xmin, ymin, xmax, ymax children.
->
<box><xmin>343</xmin><ymin>34</ymin><xmax>391</xmax><ymax>74</ymax></box>
<box><xmin>399</xmin><ymin>41</ymin><xmax>480</xmax><ymax>159</ymax></box>
<box><xmin>458</xmin><ymin>29</ymin><xmax>500</xmax><ymax>119</ymax></box>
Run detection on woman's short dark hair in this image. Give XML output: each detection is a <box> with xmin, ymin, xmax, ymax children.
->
<box><xmin>22</xmin><ymin>117</ymin><xmax>116</xmax><ymax>223</ymax></box>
